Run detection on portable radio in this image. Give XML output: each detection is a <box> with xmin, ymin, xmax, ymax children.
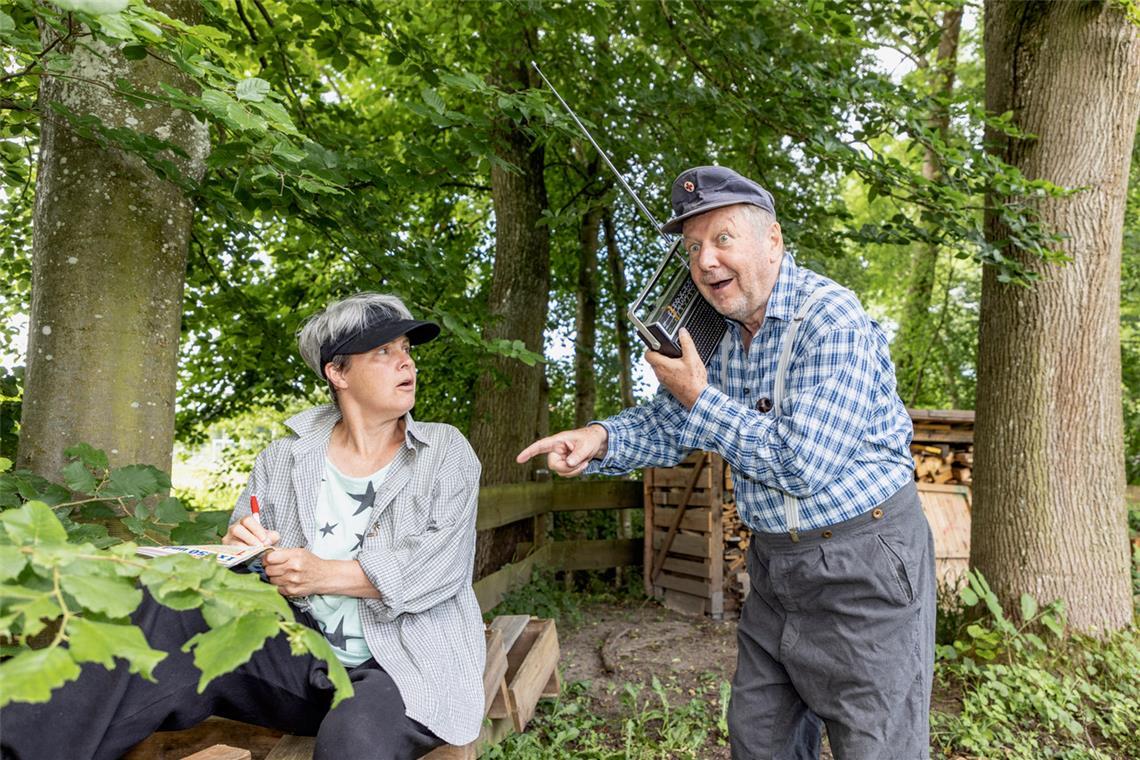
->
<box><xmin>628</xmin><ymin>238</ymin><xmax>727</xmax><ymax>362</ymax></box>
<box><xmin>532</xmin><ymin>62</ymin><xmax>727</xmax><ymax>365</ymax></box>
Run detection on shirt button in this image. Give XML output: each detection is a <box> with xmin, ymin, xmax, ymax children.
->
<box><xmin>822</xmin><ymin>530</ymin><xmax>833</xmax><ymax>539</ymax></box>
<box><xmin>872</xmin><ymin>508</ymin><xmax>884</xmax><ymax>519</ymax></box>
<box><xmin>756</xmin><ymin>397</ymin><xmax>772</xmax><ymax>413</ymax></box>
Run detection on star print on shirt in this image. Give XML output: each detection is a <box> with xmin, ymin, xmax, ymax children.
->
<box><xmin>322</xmin><ymin>617</ymin><xmax>363</xmax><ymax>649</ymax></box>
<box><xmin>348</xmin><ymin>481</ymin><xmax>376</xmax><ymax>516</ymax></box>
<box><xmin>319</xmin><ymin>522</ymin><xmax>338</xmax><ymax>537</ymax></box>
<box><xmin>351</xmin><ymin>532</ymin><xmax>365</xmax><ymax>552</ymax></box>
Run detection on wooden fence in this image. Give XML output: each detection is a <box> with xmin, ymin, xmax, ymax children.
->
<box><xmin>472</xmin><ymin>479</ymin><xmax>643</xmax><ymax>612</ymax></box>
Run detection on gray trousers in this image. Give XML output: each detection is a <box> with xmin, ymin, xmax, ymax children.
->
<box><xmin>728</xmin><ymin>481</ymin><xmax>935</xmax><ymax>760</ymax></box>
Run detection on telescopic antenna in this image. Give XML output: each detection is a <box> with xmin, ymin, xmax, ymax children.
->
<box><xmin>531</xmin><ymin>61</ymin><xmax>667</xmax><ymax>241</ymax></box>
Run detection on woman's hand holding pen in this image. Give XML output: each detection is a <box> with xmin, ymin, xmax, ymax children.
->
<box><xmin>222</xmin><ymin>496</ymin><xmax>280</xmax><ymax>548</ymax></box>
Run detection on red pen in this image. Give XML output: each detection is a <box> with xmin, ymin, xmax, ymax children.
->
<box><xmin>250</xmin><ymin>495</ymin><xmax>261</xmax><ymax>521</ymax></box>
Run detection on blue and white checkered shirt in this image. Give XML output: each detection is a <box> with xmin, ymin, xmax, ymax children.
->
<box><xmin>589</xmin><ymin>253</ymin><xmax>913</xmax><ymax>533</ymax></box>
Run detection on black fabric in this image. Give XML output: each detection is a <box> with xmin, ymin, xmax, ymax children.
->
<box><xmin>319</xmin><ymin>315</ymin><xmax>439</xmax><ymax>376</ymax></box>
<box><xmin>0</xmin><ymin>593</ymin><xmax>444</xmax><ymax>760</ymax></box>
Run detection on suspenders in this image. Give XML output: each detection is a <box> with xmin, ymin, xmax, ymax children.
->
<box><xmin>719</xmin><ymin>284</ymin><xmax>841</xmax><ymax>541</ymax></box>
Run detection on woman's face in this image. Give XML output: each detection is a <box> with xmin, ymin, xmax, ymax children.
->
<box><xmin>333</xmin><ymin>336</ymin><xmax>417</xmax><ymax>419</ymax></box>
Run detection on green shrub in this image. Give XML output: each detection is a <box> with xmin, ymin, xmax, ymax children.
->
<box><xmin>932</xmin><ymin>571</ymin><xmax>1140</xmax><ymax>759</ymax></box>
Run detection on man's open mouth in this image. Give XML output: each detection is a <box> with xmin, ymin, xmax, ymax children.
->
<box><xmin>709</xmin><ymin>279</ymin><xmax>733</xmax><ymax>292</ymax></box>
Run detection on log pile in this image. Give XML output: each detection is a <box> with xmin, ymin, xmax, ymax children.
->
<box><xmin>909</xmin><ymin>408</ymin><xmax>975</xmax><ymax>486</ymax></box>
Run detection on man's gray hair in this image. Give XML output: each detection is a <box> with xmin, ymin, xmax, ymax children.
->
<box><xmin>739</xmin><ymin>203</ymin><xmax>777</xmax><ymax>238</ymax></box>
<box><xmin>297</xmin><ymin>292</ymin><xmax>413</xmax><ymax>379</ymax></box>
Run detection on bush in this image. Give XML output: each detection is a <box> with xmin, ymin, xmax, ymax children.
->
<box><xmin>932</xmin><ymin>571</ymin><xmax>1140</xmax><ymax>759</ymax></box>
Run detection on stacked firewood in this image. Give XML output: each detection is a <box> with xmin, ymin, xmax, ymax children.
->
<box><xmin>723</xmin><ymin>500</ymin><xmax>750</xmax><ymax>615</ymax></box>
<box><xmin>909</xmin><ymin>409</ymin><xmax>975</xmax><ymax>486</ymax></box>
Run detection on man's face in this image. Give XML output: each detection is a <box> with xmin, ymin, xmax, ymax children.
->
<box><xmin>681</xmin><ymin>204</ymin><xmax>783</xmax><ymax>329</ymax></box>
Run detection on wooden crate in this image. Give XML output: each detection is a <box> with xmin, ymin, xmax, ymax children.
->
<box><xmin>917</xmin><ymin>482</ymin><xmax>971</xmax><ymax>587</ymax></box>
<box><xmin>644</xmin><ymin>451</ymin><xmax>743</xmax><ymax>619</ymax></box>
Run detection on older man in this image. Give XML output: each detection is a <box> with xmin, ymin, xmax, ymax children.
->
<box><xmin>518</xmin><ymin>166</ymin><xmax>935</xmax><ymax>759</ymax></box>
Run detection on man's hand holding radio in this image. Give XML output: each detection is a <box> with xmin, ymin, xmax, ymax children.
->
<box><xmin>516</xmin><ymin>424</ymin><xmax>609</xmax><ymax>477</ymax></box>
<box><xmin>645</xmin><ymin>328</ymin><xmax>708</xmax><ymax>409</ymax></box>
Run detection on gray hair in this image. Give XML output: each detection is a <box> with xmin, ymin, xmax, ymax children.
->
<box><xmin>297</xmin><ymin>292</ymin><xmax>414</xmax><ymax>383</ymax></box>
<box><xmin>738</xmin><ymin>203</ymin><xmax>777</xmax><ymax>239</ymax></box>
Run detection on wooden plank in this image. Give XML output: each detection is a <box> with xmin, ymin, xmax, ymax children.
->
<box><xmin>909</xmin><ymin>429</ymin><xmax>974</xmax><ymax>444</ymax></box>
<box><xmin>653</xmin><ymin>506</ymin><xmax>713</xmax><ymax>532</ymax></box>
<box><xmin>660</xmin><ymin>556</ymin><xmax>714</xmax><ymax>579</ymax></box>
<box><xmin>662</xmin><ymin>588</ymin><xmax>708</xmax><ymax>616</ymax></box>
<box><xmin>424</xmin><ymin>744</ymin><xmax>476</xmax><ymax>760</ymax></box>
<box><xmin>643</xmin><ymin>468</ymin><xmax>655</xmax><ymax>597</ymax></box>
<box><xmin>124</xmin><ymin>718</ymin><xmax>282</xmax><ymax>760</ymax></box>
<box><xmin>476</xmin><ymin>482</ymin><xmax>553</xmax><ymax>531</ymax></box>
<box><xmin>550</xmin><ymin>479</ymin><xmax>642</xmax><ymax>512</ymax></box>
<box><xmin>265</xmin><ymin>736</ymin><xmax>314</xmax><ymax>760</ymax></box>
<box><xmin>473</xmin><ymin>544</ymin><xmax>550</xmax><ymax>613</ymax></box>
<box><xmin>548</xmin><ymin>538</ymin><xmax>640</xmax><ymax>570</ymax></box>
<box><xmin>652</xmin><ymin>490</ymin><xmax>717</xmax><ymax>507</ymax></box>
<box><xmin>907</xmin><ymin>408</ymin><xmax>975</xmax><ymax>424</ymax></box>
<box><xmin>655</xmin><ymin>571</ymin><xmax>714</xmax><ymax>599</ymax></box>
<box><xmin>648</xmin><ymin>466</ymin><xmax>714</xmax><ymax>489</ymax></box>
<box><xmin>490</xmin><ymin>615</ymin><xmax>532</xmax><ymax>654</ymax></box>
<box><xmin>652</xmin><ymin>530</ymin><xmax>714</xmax><ymax>559</ymax></box>
<box><xmin>182</xmin><ymin>747</ymin><xmax>250</xmax><ymax>760</ymax></box>
<box><xmin>483</xmin><ymin>629</ymin><xmax>510</xmax><ymax>717</ymax></box>
<box><xmin>504</xmin><ymin>619</ymin><xmax>560</xmax><ymax>733</ymax></box>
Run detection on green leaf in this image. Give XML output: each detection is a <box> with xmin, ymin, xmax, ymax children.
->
<box><xmin>122</xmin><ymin>44</ymin><xmax>148</xmax><ymax>60</ymax></box>
<box><xmin>270</xmin><ymin>140</ymin><xmax>307</xmax><ymax>164</ymax></box>
<box><xmin>103</xmin><ymin>465</ymin><xmax>168</xmax><ymax>498</ymax></box>
<box><xmin>68</xmin><ymin>618</ymin><xmax>166</xmax><ymax>679</ymax></box>
<box><xmin>95</xmin><ymin>12</ymin><xmax>135</xmax><ymax>41</ymax></box>
<box><xmin>0</xmin><ymin>11</ymin><xmax>14</xmax><ymax>33</ymax></box>
<box><xmin>64</xmin><ymin>443</ymin><xmax>108</xmax><ymax>471</ymax></box>
<box><xmin>0</xmin><ymin>501</ymin><xmax>68</xmax><ymax>545</ymax></box>
<box><xmin>235</xmin><ymin>77</ymin><xmax>271</xmax><ymax>103</ymax></box>
<box><xmin>0</xmin><ymin>648</ymin><xmax>81</xmax><ymax>707</ymax></box>
<box><xmin>1019</xmin><ymin>593</ymin><xmax>1037</xmax><ymax>622</ymax></box>
<box><xmin>154</xmin><ymin>497</ymin><xmax>188</xmax><ymax>524</ymax></box>
<box><xmin>61</xmin><ymin>460</ymin><xmax>99</xmax><ymax>494</ymax></box>
<box><xmin>0</xmin><ymin>457</ymin><xmax>12</xmax><ymax>473</ymax></box>
<box><xmin>421</xmin><ymin>87</ymin><xmax>445</xmax><ymax>114</ymax></box>
<box><xmin>0</xmin><ymin>544</ymin><xmax>28</xmax><ymax>580</ymax></box>
<box><xmin>226</xmin><ymin>102</ymin><xmax>268</xmax><ymax>133</ymax></box>
<box><xmin>60</xmin><ymin>573</ymin><xmax>142</xmax><ymax>618</ymax></box>
<box><xmin>183</xmin><ymin>611</ymin><xmax>279</xmax><ymax>691</ymax></box>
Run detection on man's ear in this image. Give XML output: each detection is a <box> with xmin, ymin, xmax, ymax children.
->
<box><xmin>766</xmin><ymin>222</ymin><xmax>783</xmax><ymax>261</ymax></box>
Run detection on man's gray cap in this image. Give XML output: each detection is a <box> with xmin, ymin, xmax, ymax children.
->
<box><xmin>662</xmin><ymin>166</ymin><xmax>776</xmax><ymax>234</ymax></box>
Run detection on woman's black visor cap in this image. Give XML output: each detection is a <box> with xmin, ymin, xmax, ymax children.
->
<box><xmin>319</xmin><ymin>316</ymin><xmax>440</xmax><ymax>377</ymax></box>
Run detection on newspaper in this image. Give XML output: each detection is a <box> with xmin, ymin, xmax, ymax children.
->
<box><xmin>135</xmin><ymin>544</ymin><xmax>272</xmax><ymax>568</ymax></box>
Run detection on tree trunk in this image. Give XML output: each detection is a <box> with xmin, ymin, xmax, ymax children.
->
<box><xmin>469</xmin><ymin>60</ymin><xmax>550</xmax><ymax>487</ymax></box>
<box><xmin>975</xmin><ymin>0</ymin><xmax>1140</xmax><ymax>632</ymax></box>
<box><xmin>603</xmin><ymin>207</ymin><xmax>636</xmax><ymax>409</ymax></box>
<box><xmin>17</xmin><ymin>1</ymin><xmax>209</xmax><ymax>481</ymax></box>
<box><xmin>894</xmin><ymin>7</ymin><xmax>962</xmax><ymax>404</ymax></box>
<box><xmin>574</xmin><ymin>202</ymin><xmax>602</xmax><ymax>428</ymax></box>
<box><xmin>468</xmin><ymin>52</ymin><xmax>550</xmax><ymax>578</ymax></box>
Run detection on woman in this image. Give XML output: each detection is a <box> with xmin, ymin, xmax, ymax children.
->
<box><xmin>1</xmin><ymin>293</ymin><xmax>484</xmax><ymax>760</ymax></box>
<box><xmin>222</xmin><ymin>292</ymin><xmax>485</xmax><ymax>757</ymax></box>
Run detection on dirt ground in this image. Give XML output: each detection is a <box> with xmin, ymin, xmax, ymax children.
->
<box><xmin>558</xmin><ymin>598</ymin><xmax>838</xmax><ymax>759</ymax></box>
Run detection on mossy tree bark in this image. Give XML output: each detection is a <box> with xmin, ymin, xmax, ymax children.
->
<box><xmin>17</xmin><ymin>1</ymin><xmax>209</xmax><ymax>481</ymax></box>
<box><xmin>975</xmin><ymin>0</ymin><xmax>1140</xmax><ymax>632</ymax></box>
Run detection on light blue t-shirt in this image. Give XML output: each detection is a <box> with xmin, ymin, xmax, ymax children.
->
<box><xmin>308</xmin><ymin>458</ymin><xmax>392</xmax><ymax>666</ymax></box>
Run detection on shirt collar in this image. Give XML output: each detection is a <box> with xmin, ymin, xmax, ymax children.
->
<box><xmin>762</xmin><ymin>252</ymin><xmax>799</xmax><ymax>324</ymax></box>
<box><xmin>285</xmin><ymin>404</ymin><xmax>430</xmax><ymax>451</ymax></box>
